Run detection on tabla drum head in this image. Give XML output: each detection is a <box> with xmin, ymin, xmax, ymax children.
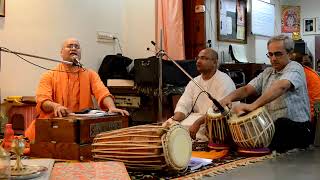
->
<box><xmin>228</xmin><ymin>106</ymin><xmax>266</xmax><ymax>124</ymax></box>
<box><xmin>206</xmin><ymin>107</ymin><xmax>222</xmax><ymax>118</ymax></box>
<box><xmin>227</xmin><ymin>106</ymin><xmax>274</xmax><ymax>149</ymax></box>
<box><xmin>163</xmin><ymin>124</ymin><xmax>192</xmax><ymax>170</ymax></box>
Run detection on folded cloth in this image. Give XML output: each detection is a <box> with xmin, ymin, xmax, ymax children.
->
<box><xmin>191</xmin><ymin>149</ymin><xmax>229</xmax><ymax>159</ymax></box>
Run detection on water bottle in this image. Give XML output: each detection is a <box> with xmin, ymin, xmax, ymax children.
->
<box><xmin>0</xmin><ymin>141</ymin><xmax>10</xmax><ymax>180</ymax></box>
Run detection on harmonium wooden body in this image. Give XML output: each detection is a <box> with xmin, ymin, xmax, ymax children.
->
<box><xmin>30</xmin><ymin>115</ymin><xmax>128</xmax><ymax>161</ymax></box>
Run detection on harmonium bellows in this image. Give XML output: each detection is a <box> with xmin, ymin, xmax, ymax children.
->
<box><xmin>30</xmin><ymin>115</ymin><xmax>128</xmax><ymax>161</ymax></box>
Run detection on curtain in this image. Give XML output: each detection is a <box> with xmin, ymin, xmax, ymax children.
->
<box><xmin>156</xmin><ymin>0</ymin><xmax>185</xmax><ymax>60</ymax></box>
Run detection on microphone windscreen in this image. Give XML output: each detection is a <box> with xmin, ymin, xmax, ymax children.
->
<box><xmin>72</xmin><ymin>55</ymin><xmax>79</xmax><ymax>60</ymax></box>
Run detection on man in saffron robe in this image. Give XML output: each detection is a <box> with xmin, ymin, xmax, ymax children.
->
<box><xmin>290</xmin><ymin>52</ymin><xmax>320</xmax><ymax>123</ymax></box>
<box><xmin>25</xmin><ymin>38</ymin><xmax>129</xmax><ymax>142</ymax></box>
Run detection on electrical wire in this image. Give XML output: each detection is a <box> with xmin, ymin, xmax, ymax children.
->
<box><xmin>115</xmin><ymin>37</ymin><xmax>123</xmax><ymax>55</ymax></box>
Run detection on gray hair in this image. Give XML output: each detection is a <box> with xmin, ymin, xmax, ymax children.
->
<box><xmin>267</xmin><ymin>34</ymin><xmax>294</xmax><ymax>53</ymax></box>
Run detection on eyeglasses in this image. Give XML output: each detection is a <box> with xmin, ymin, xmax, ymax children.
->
<box><xmin>266</xmin><ymin>51</ymin><xmax>284</xmax><ymax>58</ymax></box>
<box><xmin>64</xmin><ymin>44</ymin><xmax>80</xmax><ymax>49</ymax></box>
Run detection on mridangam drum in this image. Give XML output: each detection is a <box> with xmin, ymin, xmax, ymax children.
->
<box><xmin>228</xmin><ymin>107</ymin><xmax>275</xmax><ymax>149</ymax></box>
<box><xmin>91</xmin><ymin>123</ymin><xmax>192</xmax><ymax>171</ymax></box>
<box><xmin>206</xmin><ymin>108</ymin><xmax>231</xmax><ymax>149</ymax></box>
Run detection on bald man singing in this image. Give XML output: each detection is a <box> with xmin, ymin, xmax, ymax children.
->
<box><xmin>25</xmin><ymin>38</ymin><xmax>129</xmax><ymax>142</ymax></box>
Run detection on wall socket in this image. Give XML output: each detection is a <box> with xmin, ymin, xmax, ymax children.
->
<box><xmin>97</xmin><ymin>31</ymin><xmax>115</xmax><ymax>42</ymax></box>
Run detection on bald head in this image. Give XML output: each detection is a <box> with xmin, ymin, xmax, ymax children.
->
<box><xmin>61</xmin><ymin>38</ymin><xmax>80</xmax><ymax>50</ymax></box>
<box><xmin>60</xmin><ymin>38</ymin><xmax>81</xmax><ymax>62</ymax></box>
<box><xmin>201</xmin><ymin>48</ymin><xmax>218</xmax><ymax>61</ymax></box>
<box><xmin>196</xmin><ymin>48</ymin><xmax>219</xmax><ymax>76</ymax></box>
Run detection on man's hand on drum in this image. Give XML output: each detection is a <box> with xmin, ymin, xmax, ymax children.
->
<box><xmin>232</xmin><ymin>103</ymin><xmax>256</xmax><ymax>116</ymax></box>
<box><xmin>189</xmin><ymin>121</ymin><xmax>201</xmax><ymax>140</ymax></box>
<box><xmin>162</xmin><ymin>117</ymin><xmax>176</xmax><ymax>127</ymax></box>
<box><xmin>219</xmin><ymin>98</ymin><xmax>233</xmax><ymax>111</ymax></box>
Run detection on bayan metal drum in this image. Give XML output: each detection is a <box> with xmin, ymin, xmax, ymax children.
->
<box><xmin>228</xmin><ymin>107</ymin><xmax>275</xmax><ymax>150</ymax></box>
<box><xmin>91</xmin><ymin>123</ymin><xmax>192</xmax><ymax>171</ymax></box>
<box><xmin>206</xmin><ymin>108</ymin><xmax>231</xmax><ymax>150</ymax></box>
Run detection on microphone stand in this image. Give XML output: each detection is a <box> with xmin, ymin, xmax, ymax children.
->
<box><xmin>0</xmin><ymin>47</ymin><xmax>74</xmax><ymax>65</ymax></box>
<box><xmin>156</xmin><ymin>49</ymin><xmax>228</xmax><ymax>116</ymax></box>
<box><xmin>157</xmin><ymin>30</ymin><xmax>163</xmax><ymax>122</ymax></box>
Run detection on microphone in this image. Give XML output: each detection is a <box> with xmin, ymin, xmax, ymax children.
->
<box><xmin>150</xmin><ymin>41</ymin><xmax>165</xmax><ymax>58</ymax></box>
<box><xmin>71</xmin><ymin>55</ymin><xmax>83</xmax><ymax>68</ymax></box>
<box><xmin>149</xmin><ymin>41</ymin><xmax>228</xmax><ymax>116</ymax></box>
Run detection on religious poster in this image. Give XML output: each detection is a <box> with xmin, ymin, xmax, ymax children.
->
<box><xmin>236</xmin><ymin>0</ymin><xmax>246</xmax><ymax>40</ymax></box>
<box><xmin>281</xmin><ymin>6</ymin><xmax>300</xmax><ymax>33</ymax></box>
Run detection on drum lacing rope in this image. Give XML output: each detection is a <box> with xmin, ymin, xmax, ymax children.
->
<box><xmin>161</xmin><ymin>124</ymin><xmax>190</xmax><ymax>171</ymax></box>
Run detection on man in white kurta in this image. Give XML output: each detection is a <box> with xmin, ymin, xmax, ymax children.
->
<box><xmin>163</xmin><ymin>48</ymin><xmax>236</xmax><ymax>141</ymax></box>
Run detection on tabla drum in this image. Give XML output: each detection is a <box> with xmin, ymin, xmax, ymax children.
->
<box><xmin>228</xmin><ymin>107</ymin><xmax>275</xmax><ymax>150</ymax></box>
<box><xmin>205</xmin><ymin>107</ymin><xmax>231</xmax><ymax>150</ymax></box>
<box><xmin>91</xmin><ymin>123</ymin><xmax>192</xmax><ymax>171</ymax></box>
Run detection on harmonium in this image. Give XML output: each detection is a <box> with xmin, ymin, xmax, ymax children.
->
<box><xmin>30</xmin><ymin>115</ymin><xmax>128</xmax><ymax>161</ymax></box>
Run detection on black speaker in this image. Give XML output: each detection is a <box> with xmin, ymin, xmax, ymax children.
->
<box><xmin>162</xmin><ymin>59</ymin><xmax>199</xmax><ymax>86</ymax></box>
<box><xmin>134</xmin><ymin>56</ymin><xmax>159</xmax><ymax>85</ymax></box>
<box><xmin>294</xmin><ymin>40</ymin><xmax>306</xmax><ymax>54</ymax></box>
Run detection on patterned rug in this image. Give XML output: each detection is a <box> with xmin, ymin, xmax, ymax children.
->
<box><xmin>128</xmin><ymin>152</ymin><xmax>274</xmax><ymax>180</ymax></box>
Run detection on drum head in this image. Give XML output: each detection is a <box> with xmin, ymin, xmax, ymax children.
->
<box><xmin>206</xmin><ymin>107</ymin><xmax>222</xmax><ymax>118</ymax></box>
<box><xmin>228</xmin><ymin>107</ymin><xmax>265</xmax><ymax>124</ymax></box>
<box><xmin>163</xmin><ymin>124</ymin><xmax>192</xmax><ymax>170</ymax></box>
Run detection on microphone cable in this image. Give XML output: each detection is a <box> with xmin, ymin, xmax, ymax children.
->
<box><xmin>183</xmin><ymin>90</ymin><xmax>207</xmax><ymax>120</ymax></box>
<box><xmin>1</xmin><ymin>47</ymin><xmax>86</xmax><ymax>73</ymax></box>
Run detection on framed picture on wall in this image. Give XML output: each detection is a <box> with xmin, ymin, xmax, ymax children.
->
<box><xmin>281</xmin><ymin>6</ymin><xmax>300</xmax><ymax>33</ymax></box>
<box><xmin>217</xmin><ymin>0</ymin><xmax>247</xmax><ymax>44</ymax></box>
<box><xmin>316</xmin><ymin>17</ymin><xmax>320</xmax><ymax>33</ymax></box>
<box><xmin>0</xmin><ymin>0</ymin><xmax>4</xmax><ymax>17</ymax></box>
<box><xmin>303</xmin><ymin>18</ymin><xmax>316</xmax><ymax>35</ymax></box>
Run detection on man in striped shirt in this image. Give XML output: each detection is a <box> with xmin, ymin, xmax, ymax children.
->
<box><xmin>220</xmin><ymin>35</ymin><xmax>312</xmax><ymax>153</ymax></box>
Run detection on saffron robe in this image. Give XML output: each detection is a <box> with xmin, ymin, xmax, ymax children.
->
<box><xmin>304</xmin><ymin>66</ymin><xmax>320</xmax><ymax>122</ymax></box>
<box><xmin>25</xmin><ymin>64</ymin><xmax>112</xmax><ymax>141</ymax></box>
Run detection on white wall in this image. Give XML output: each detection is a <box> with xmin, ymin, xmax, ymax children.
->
<box><xmin>122</xmin><ymin>1</ymin><xmax>156</xmax><ymax>59</ymax></box>
<box><xmin>0</xmin><ymin>0</ymin><xmax>155</xmax><ymax>101</ymax></box>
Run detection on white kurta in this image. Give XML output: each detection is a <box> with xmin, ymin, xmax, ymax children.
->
<box><xmin>175</xmin><ymin>70</ymin><xmax>236</xmax><ymax>141</ymax></box>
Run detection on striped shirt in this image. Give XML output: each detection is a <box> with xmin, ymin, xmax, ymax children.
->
<box><xmin>249</xmin><ymin>61</ymin><xmax>310</xmax><ymax>122</ymax></box>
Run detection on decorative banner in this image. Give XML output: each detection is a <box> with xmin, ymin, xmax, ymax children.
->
<box><xmin>281</xmin><ymin>6</ymin><xmax>300</xmax><ymax>33</ymax></box>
